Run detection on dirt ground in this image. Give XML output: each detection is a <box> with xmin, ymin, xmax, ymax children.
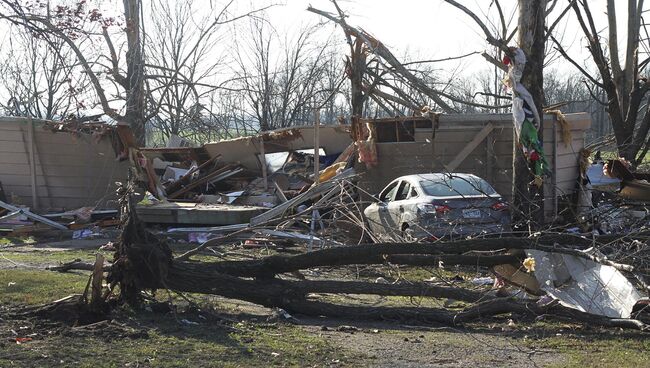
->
<box><xmin>1</xmin><ymin>238</ymin><xmax>648</xmax><ymax>367</ymax></box>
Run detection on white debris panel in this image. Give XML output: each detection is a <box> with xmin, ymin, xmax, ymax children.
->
<box><xmin>526</xmin><ymin>249</ymin><xmax>643</xmax><ymax>318</ymax></box>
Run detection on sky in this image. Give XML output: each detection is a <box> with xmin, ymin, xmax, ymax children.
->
<box><xmin>0</xmin><ymin>0</ymin><xmax>635</xmax><ymax>79</ymax></box>
<box><xmin>261</xmin><ymin>0</ymin><xmax>631</xmax><ymax>76</ymax></box>
<box><xmin>0</xmin><ymin>0</ymin><xmax>642</xmax><ymax>118</ymax></box>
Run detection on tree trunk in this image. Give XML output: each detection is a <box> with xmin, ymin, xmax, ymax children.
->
<box><xmin>350</xmin><ymin>38</ymin><xmax>366</xmax><ymax>117</ymax></box>
<box><xmin>123</xmin><ymin>0</ymin><xmax>146</xmax><ymax>146</ymax></box>
<box><xmin>513</xmin><ymin>0</ymin><xmax>548</xmax><ymax>228</ymax></box>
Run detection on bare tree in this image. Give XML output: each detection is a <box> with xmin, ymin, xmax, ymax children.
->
<box><xmin>0</xmin><ymin>0</ymin><xmax>147</xmax><ymax>142</ymax></box>
<box><xmin>232</xmin><ymin>16</ymin><xmax>342</xmax><ymax>131</ymax></box>
<box><xmin>552</xmin><ymin>1</ymin><xmax>650</xmax><ymax>164</ymax></box>
<box><xmin>143</xmin><ymin>0</ymin><xmax>231</xmax><ymax>143</ymax></box>
<box><xmin>0</xmin><ymin>27</ymin><xmax>90</xmax><ymax>119</ymax></box>
<box><xmin>0</xmin><ymin>0</ymin><xmax>271</xmax><ymax>145</ymax></box>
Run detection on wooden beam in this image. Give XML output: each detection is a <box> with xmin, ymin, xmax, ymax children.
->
<box><xmin>272</xmin><ymin>180</ymin><xmax>288</xmax><ymax>203</ymax></box>
<box><xmin>486</xmin><ymin>130</ymin><xmax>495</xmax><ymax>182</ymax></box>
<box><xmin>445</xmin><ymin>123</ymin><xmax>494</xmax><ymax>172</ymax></box>
<box><xmin>313</xmin><ymin>110</ymin><xmax>320</xmax><ymax>184</ymax></box>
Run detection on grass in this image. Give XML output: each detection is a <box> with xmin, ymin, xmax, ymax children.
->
<box><xmin>0</xmin><ymin>256</ymin><xmax>648</xmax><ymax>367</ymax></box>
<box><xmin>542</xmin><ymin>334</ymin><xmax>650</xmax><ymax>368</ymax></box>
<box><xmin>0</xmin><ymin>249</ymin><xmax>106</xmax><ymax>266</ymax></box>
<box><xmin>0</xmin><ymin>268</ymin><xmax>361</xmax><ymax>367</ymax></box>
<box><xmin>0</xmin><ymin>236</ymin><xmax>36</xmax><ymax>247</ymax></box>
<box><xmin>0</xmin><ymin>269</ymin><xmax>89</xmax><ymax>304</ymax></box>
<box><xmin>0</xmin><ymin>316</ymin><xmax>356</xmax><ymax>367</ymax></box>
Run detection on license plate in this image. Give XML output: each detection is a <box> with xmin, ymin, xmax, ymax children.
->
<box><xmin>462</xmin><ymin>209</ymin><xmax>481</xmax><ymax>219</ymax></box>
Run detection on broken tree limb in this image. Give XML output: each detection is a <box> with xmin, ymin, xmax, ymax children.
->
<box><xmin>160</xmin><ymin>267</ymin><xmax>492</xmax><ymax>304</ymax></box>
<box><xmin>180</xmin><ymin>238</ymin><xmax>635</xmax><ymax>277</ymax></box>
<box><xmin>290</xmin><ymin>279</ymin><xmax>493</xmax><ymax>303</ymax></box>
<box><xmin>47</xmin><ymin>259</ymin><xmax>112</xmax><ymax>273</ymax></box>
<box><xmin>455</xmin><ymin>298</ymin><xmax>648</xmax><ymax>330</ymax></box>
<box><xmin>198</xmin><ymin>253</ymin><xmax>520</xmax><ymax>278</ymax></box>
<box><xmin>307</xmin><ymin>6</ymin><xmax>456</xmax><ymax>113</ymax></box>
<box><xmin>441</xmin><ymin>0</ymin><xmax>511</xmax><ymax>55</ymax></box>
<box><xmin>157</xmin><ymin>266</ymin><xmax>648</xmax><ymax>330</ymax></box>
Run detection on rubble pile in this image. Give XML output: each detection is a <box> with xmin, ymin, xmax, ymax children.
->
<box><xmin>2</xmin><ymin>121</ymin><xmax>649</xmax><ymax>332</ymax></box>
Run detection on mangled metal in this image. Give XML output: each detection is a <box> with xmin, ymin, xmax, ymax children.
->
<box><xmin>526</xmin><ymin>249</ymin><xmax>643</xmax><ymax>319</ymax></box>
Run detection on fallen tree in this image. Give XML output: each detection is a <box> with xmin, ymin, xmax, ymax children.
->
<box><xmin>95</xmin><ymin>183</ymin><xmax>650</xmax><ymax>331</ymax></box>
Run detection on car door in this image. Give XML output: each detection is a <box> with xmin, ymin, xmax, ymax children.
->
<box><xmin>386</xmin><ymin>180</ymin><xmax>411</xmax><ymax>238</ymax></box>
<box><xmin>365</xmin><ymin>180</ymin><xmax>399</xmax><ymax>239</ymax></box>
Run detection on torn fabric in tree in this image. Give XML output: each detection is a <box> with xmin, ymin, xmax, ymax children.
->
<box><xmin>504</xmin><ymin>48</ymin><xmax>549</xmax><ymax>185</ymax></box>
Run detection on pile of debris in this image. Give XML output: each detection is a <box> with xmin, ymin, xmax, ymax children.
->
<box><xmin>35</xmin><ymin>176</ymin><xmax>643</xmax><ymax>332</ymax></box>
<box><xmin>129</xmin><ymin>126</ymin><xmax>364</xmax><ymax>247</ymax></box>
<box><xmin>580</xmin><ymin>158</ymin><xmax>650</xmax><ymax>235</ymax></box>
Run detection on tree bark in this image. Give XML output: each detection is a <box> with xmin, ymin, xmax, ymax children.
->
<box><xmin>350</xmin><ymin>39</ymin><xmax>366</xmax><ymax>117</ymax></box>
<box><xmin>513</xmin><ymin>0</ymin><xmax>548</xmax><ymax>228</ymax></box>
<box><xmin>117</xmin><ymin>239</ymin><xmax>646</xmax><ymax>330</ymax></box>
<box><xmin>123</xmin><ymin>0</ymin><xmax>146</xmax><ymax>146</ymax></box>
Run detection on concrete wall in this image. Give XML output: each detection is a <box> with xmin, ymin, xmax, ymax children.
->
<box><xmin>0</xmin><ymin>117</ymin><xmax>129</xmax><ymax>211</ymax></box>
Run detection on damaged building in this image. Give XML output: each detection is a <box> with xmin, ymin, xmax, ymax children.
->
<box><xmin>131</xmin><ymin>112</ymin><xmax>591</xmax><ymax>226</ymax></box>
<box><xmin>0</xmin><ymin>117</ymin><xmax>129</xmax><ymax>211</ymax></box>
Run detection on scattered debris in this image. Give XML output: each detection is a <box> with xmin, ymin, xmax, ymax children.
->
<box><xmin>0</xmin><ymin>200</ymin><xmax>67</xmax><ymax>230</ymax></box>
<box><xmin>605</xmin><ymin>159</ymin><xmax>650</xmax><ymax>201</ymax></box>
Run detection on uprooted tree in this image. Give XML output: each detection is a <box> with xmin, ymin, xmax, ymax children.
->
<box><xmin>41</xmin><ymin>179</ymin><xmax>639</xmax><ymax>331</ymax></box>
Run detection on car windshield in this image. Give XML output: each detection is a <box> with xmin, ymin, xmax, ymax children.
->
<box><xmin>419</xmin><ymin>176</ymin><xmax>497</xmax><ymax>197</ymax></box>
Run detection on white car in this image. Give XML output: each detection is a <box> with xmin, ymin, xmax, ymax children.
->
<box><xmin>364</xmin><ymin>173</ymin><xmax>511</xmax><ymax>242</ymax></box>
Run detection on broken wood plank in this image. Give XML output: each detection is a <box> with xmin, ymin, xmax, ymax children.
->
<box><xmin>249</xmin><ymin>168</ymin><xmax>356</xmax><ymax>226</ymax></box>
<box><xmin>0</xmin><ymin>210</ymin><xmax>22</xmax><ymax>222</ymax></box>
<box><xmin>27</xmin><ymin>117</ymin><xmax>38</xmax><ymax>209</ymax></box>
<box><xmin>167</xmin><ymin>165</ymin><xmax>242</xmax><ymax>199</ymax></box>
<box><xmin>259</xmin><ymin>138</ymin><xmax>269</xmax><ymax>191</ymax></box>
<box><xmin>273</xmin><ymin>180</ymin><xmax>288</xmax><ymax>203</ymax></box>
<box><xmin>164</xmin><ymin>154</ymin><xmax>221</xmax><ymax>195</ymax></box>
